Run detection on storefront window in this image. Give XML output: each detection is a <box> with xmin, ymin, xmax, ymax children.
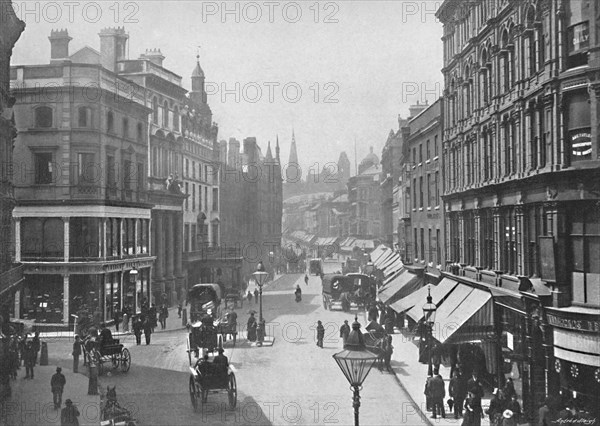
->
<box><xmin>566</xmin><ymin>91</ymin><xmax>592</xmax><ymax>162</ymax></box>
<box><xmin>70</xmin><ymin>217</ymin><xmax>100</xmax><ymax>259</ymax></box>
<box><xmin>570</xmin><ymin>206</ymin><xmax>600</xmax><ymax>305</ymax></box>
<box><xmin>70</xmin><ymin>274</ymin><xmax>103</xmax><ymax>324</ymax></box>
<box><xmin>104</xmin><ymin>272</ymin><xmax>121</xmax><ymax>321</ymax></box>
<box><xmin>21</xmin><ymin>218</ymin><xmax>64</xmax><ymax>260</ymax></box>
<box><xmin>20</xmin><ymin>275</ymin><xmax>63</xmax><ymax>323</ymax></box>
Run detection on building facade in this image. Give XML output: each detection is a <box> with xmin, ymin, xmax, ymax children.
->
<box><xmin>402</xmin><ymin>99</ymin><xmax>444</xmax><ymax>279</ymax></box>
<box><xmin>438</xmin><ymin>0</ymin><xmax>600</xmax><ymax>419</ymax></box>
<box><xmin>347</xmin><ymin>148</ymin><xmax>381</xmax><ymax>240</ymax></box>
<box><xmin>220</xmin><ymin>137</ymin><xmax>282</xmax><ymax>284</ymax></box>
<box><xmin>10</xmin><ymin>29</ymin><xmax>154</xmax><ymax>325</ymax></box>
<box><xmin>0</xmin><ymin>0</ymin><xmax>25</xmax><ymax>307</ymax></box>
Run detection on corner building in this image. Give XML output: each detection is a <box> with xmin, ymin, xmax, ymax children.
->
<box><xmin>438</xmin><ymin>0</ymin><xmax>600</xmax><ymax>420</ymax></box>
<box><xmin>10</xmin><ymin>29</ymin><xmax>154</xmax><ymax>326</ymax></box>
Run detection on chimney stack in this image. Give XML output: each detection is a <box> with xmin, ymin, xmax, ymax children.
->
<box><xmin>99</xmin><ymin>27</ymin><xmax>129</xmax><ymax>72</ymax></box>
<box><xmin>409</xmin><ymin>100</ymin><xmax>428</xmax><ymax>120</ymax></box>
<box><xmin>48</xmin><ymin>29</ymin><xmax>72</xmax><ymax>62</ymax></box>
<box><xmin>140</xmin><ymin>48</ymin><xmax>165</xmax><ymax>67</ymax></box>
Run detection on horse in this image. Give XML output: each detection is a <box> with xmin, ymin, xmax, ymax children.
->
<box><xmin>101</xmin><ymin>386</ymin><xmax>136</xmax><ymax>425</ymax></box>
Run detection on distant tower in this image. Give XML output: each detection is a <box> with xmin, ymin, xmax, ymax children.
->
<box><xmin>191</xmin><ymin>54</ymin><xmax>206</xmax><ymax>105</ymax></box>
<box><xmin>337</xmin><ymin>152</ymin><xmax>351</xmax><ymax>183</ymax></box>
<box><xmin>286</xmin><ymin>130</ymin><xmax>300</xmax><ymax>183</ymax></box>
<box><xmin>275</xmin><ymin>135</ymin><xmax>280</xmax><ymax>164</ymax></box>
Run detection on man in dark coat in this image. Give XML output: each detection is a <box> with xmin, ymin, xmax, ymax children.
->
<box><xmin>430</xmin><ymin>369</ymin><xmax>446</xmax><ymax>419</ymax></box>
<box><xmin>143</xmin><ymin>318</ymin><xmax>152</xmax><ymax>345</ymax></box>
<box><xmin>449</xmin><ymin>370</ymin><xmax>467</xmax><ymax>419</ymax></box>
<box><xmin>61</xmin><ymin>399</ymin><xmax>80</xmax><ymax>426</ymax></box>
<box><xmin>132</xmin><ymin>316</ymin><xmax>142</xmax><ymax>345</ymax></box>
<box><xmin>32</xmin><ymin>331</ymin><xmax>41</xmax><ymax>365</ymax></box>
<box><xmin>23</xmin><ymin>340</ymin><xmax>36</xmax><ymax>379</ymax></box>
<box><xmin>148</xmin><ymin>304</ymin><xmax>157</xmax><ymax>332</ymax></box>
<box><xmin>339</xmin><ymin>320</ymin><xmax>350</xmax><ymax>345</ymax></box>
<box><xmin>316</xmin><ymin>320</ymin><xmax>325</xmax><ymax>348</ymax></box>
<box><xmin>214</xmin><ymin>348</ymin><xmax>229</xmax><ymax>366</ymax></box>
<box><xmin>72</xmin><ymin>335</ymin><xmax>82</xmax><ymax>374</ymax></box>
<box><xmin>467</xmin><ymin>372</ymin><xmax>484</xmax><ymax>402</ymax></box>
<box><xmin>51</xmin><ymin>366</ymin><xmax>66</xmax><ymax>409</ymax></box>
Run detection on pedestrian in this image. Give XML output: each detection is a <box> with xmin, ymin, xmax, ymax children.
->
<box><xmin>178</xmin><ymin>302</ymin><xmax>182</xmax><ymax>318</ymax></box>
<box><xmin>143</xmin><ymin>318</ymin><xmax>152</xmax><ymax>345</ymax></box>
<box><xmin>247</xmin><ymin>291</ymin><xmax>253</xmax><ymax>304</ymax></box>
<box><xmin>51</xmin><ymin>366</ymin><xmax>66</xmax><ymax>409</ymax></box>
<box><xmin>383</xmin><ymin>335</ymin><xmax>394</xmax><ymax>372</ymax></box>
<box><xmin>72</xmin><ymin>335</ymin><xmax>81</xmax><ymax>374</ymax></box>
<box><xmin>316</xmin><ymin>320</ymin><xmax>324</xmax><ymax>348</ymax></box>
<box><xmin>339</xmin><ymin>320</ymin><xmax>350</xmax><ymax>345</ymax></box>
<box><xmin>503</xmin><ymin>378</ymin><xmax>516</xmax><ymax>400</ymax></box>
<box><xmin>23</xmin><ymin>340</ymin><xmax>35</xmax><ymax>379</ymax></box>
<box><xmin>449</xmin><ymin>370</ymin><xmax>467</xmax><ymax>419</ymax></box>
<box><xmin>467</xmin><ymin>372</ymin><xmax>484</xmax><ymax>402</ymax></box>
<box><xmin>304</xmin><ymin>274</ymin><xmax>309</xmax><ymax>285</ymax></box>
<box><xmin>149</xmin><ymin>304</ymin><xmax>157</xmax><ymax>332</ymax></box>
<box><xmin>506</xmin><ymin>395</ymin><xmax>522</xmax><ymax>425</ymax></box>
<box><xmin>133</xmin><ymin>316</ymin><xmax>143</xmax><ymax>345</ymax></box>
<box><xmin>501</xmin><ymin>409</ymin><xmax>516</xmax><ymax>426</ymax></box>
<box><xmin>61</xmin><ymin>399</ymin><xmax>80</xmax><ymax>426</ymax></box>
<box><xmin>538</xmin><ymin>397</ymin><xmax>555</xmax><ymax>426</ymax></box>
<box><xmin>463</xmin><ymin>391</ymin><xmax>483</xmax><ymax>426</ymax></box>
<box><xmin>424</xmin><ymin>374</ymin><xmax>433</xmax><ymax>412</ymax></box>
<box><xmin>487</xmin><ymin>388</ymin><xmax>506</xmax><ymax>426</ymax></box>
<box><xmin>430</xmin><ymin>369</ymin><xmax>446</xmax><ymax>419</ymax></box>
<box><xmin>158</xmin><ymin>305</ymin><xmax>167</xmax><ymax>329</ymax></box>
<box><xmin>254</xmin><ymin>288</ymin><xmax>259</xmax><ymax>304</ymax></box>
<box><xmin>247</xmin><ymin>313</ymin><xmax>257</xmax><ymax>342</ymax></box>
<box><xmin>113</xmin><ymin>308</ymin><xmax>121</xmax><ymax>332</ymax></box>
<box><xmin>32</xmin><ymin>331</ymin><xmax>41</xmax><ymax>365</ymax></box>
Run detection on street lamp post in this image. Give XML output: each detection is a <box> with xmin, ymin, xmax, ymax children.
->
<box><xmin>422</xmin><ymin>286</ymin><xmax>437</xmax><ymax>377</ymax></box>
<box><xmin>332</xmin><ymin>316</ymin><xmax>378</xmax><ymax>426</ymax></box>
<box><xmin>253</xmin><ymin>261</ymin><xmax>269</xmax><ymax>344</ymax></box>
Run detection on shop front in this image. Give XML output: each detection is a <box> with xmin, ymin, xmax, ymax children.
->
<box><xmin>547</xmin><ymin>307</ymin><xmax>600</xmax><ymax>418</ymax></box>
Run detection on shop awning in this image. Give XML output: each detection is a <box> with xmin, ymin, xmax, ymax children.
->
<box><xmin>379</xmin><ymin>253</ymin><xmax>401</xmax><ymax>270</ymax></box>
<box><xmin>373</xmin><ymin>249</ymin><xmax>394</xmax><ymax>267</ymax></box>
<box><xmin>431</xmin><ymin>286</ymin><xmax>493</xmax><ymax>344</ymax></box>
<box><xmin>390</xmin><ymin>282</ymin><xmax>433</xmax><ymax>314</ymax></box>
<box><xmin>553</xmin><ymin>328</ymin><xmax>600</xmax><ymax>367</ymax></box>
<box><xmin>370</xmin><ymin>245</ymin><xmax>389</xmax><ymax>263</ymax></box>
<box><xmin>383</xmin><ymin>259</ymin><xmax>404</xmax><ymax>279</ymax></box>
<box><xmin>406</xmin><ymin>278</ymin><xmax>468</xmax><ymax>323</ymax></box>
<box><xmin>379</xmin><ymin>270</ymin><xmax>424</xmax><ymax>305</ymax></box>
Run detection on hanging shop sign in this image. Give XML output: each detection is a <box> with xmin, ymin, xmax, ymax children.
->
<box><xmin>568</xmin><ymin>22</ymin><xmax>590</xmax><ymax>53</ymax></box>
<box><xmin>570</xmin><ymin>132</ymin><xmax>592</xmax><ymax>158</ymax></box>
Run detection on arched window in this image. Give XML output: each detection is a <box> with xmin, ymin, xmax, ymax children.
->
<box><xmin>163</xmin><ymin>100</ymin><xmax>169</xmax><ymax>128</ymax></box>
<box><xmin>500</xmin><ymin>30</ymin><xmax>511</xmax><ymax>92</ymax></box>
<box><xmin>152</xmin><ymin>97</ymin><xmax>158</xmax><ymax>124</ymax></box>
<box><xmin>525</xmin><ymin>7</ymin><xmax>537</xmax><ymax>77</ymax></box>
<box><xmin>34</xmin><ymin>106</ymin><xmax>53</xmax><ymax>128</ymax></box>
<box><xmin>107</xmin><ymin>110</ymin><xmax>114</xmax><ymax>133</ymax></box>
<box><xmin>480</xmin><ymin>50</ymin><xmax>489</xmax><ymax>105</ymax></box>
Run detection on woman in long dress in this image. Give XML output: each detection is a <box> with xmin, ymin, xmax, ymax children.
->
<box><xmin>247</xmin><ymin>313</ymin><xmax>257</xmax><ymax>342</ymax></box>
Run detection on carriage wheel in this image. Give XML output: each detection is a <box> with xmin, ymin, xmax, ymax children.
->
<box><xmin>120</xmin><ymin>348</ymin><xmax>131</xmax><ymax>373</ymax></box>
<box><xmin>189</xmin><ymin>376</ymin><xmax>198</xmax><ymax>411</ymax></box>
<box><xmin>228</xmin><ymin>373</ymin><xmax>237</xmax><ymax>409</ymax></box>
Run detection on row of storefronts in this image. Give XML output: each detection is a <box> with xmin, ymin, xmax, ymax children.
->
<box><xmin>373</xmin><ymin>245</ymin><xmax>600</xmax><ymax>422</ymax></box>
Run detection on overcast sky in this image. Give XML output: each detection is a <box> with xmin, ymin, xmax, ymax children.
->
<box><xmin>11</xmin><ymin>1</ymin><xmax>443</xmax><ymax>176</ymax></box>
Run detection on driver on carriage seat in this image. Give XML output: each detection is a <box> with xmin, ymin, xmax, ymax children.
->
<box><xmin>195</xmin><ymin>350</ymin><xmax>211</xmax><ymax>374</ymax></box>
<box><xmin>98</xmin><ymin>323</ymin><xmax>114</xmax><ymax>348</ymax></box>
<box><xmin>213</xmin><ymin>348</ymin><xmax>229</xmax><ymax>366</ymax></box>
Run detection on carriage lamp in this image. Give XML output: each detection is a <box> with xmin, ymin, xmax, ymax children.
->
<box><xmin>422</xmin><ymin>286</ymin><xmax>437</xmax><ymax>376</ymax></box>
<box><xmin>253</xmin><ymin>261</ymin><xmax>269</xmax><ymax>340</ymax></box>
<box><xmin>332</xmin><ymin>316</ymin><xmax>378</xmax><ymax>426</ymax></box>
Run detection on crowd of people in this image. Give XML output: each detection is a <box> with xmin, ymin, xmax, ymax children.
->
<box><xmin>1</xmin><ymin>330</ymin><xmax>41</xmax><ymax>388</ymax></box>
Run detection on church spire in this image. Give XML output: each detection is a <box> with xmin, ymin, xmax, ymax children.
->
<box><xmin>265</xmin><ymin>141</ymin><xmax>273</xmax><ymax>162</ymax></box>
<box><xmin>191</xmin><ymin>50</ymin><xmax>206</xmax><ymax>105</ymax></box>
<box><xmin>288</xmin><ymin>129</ymin><xmax>298</xmax><ymax>166</ymax></box>
<box><xmin>275</xmin><ymin>135</ymin><xmax>280</xmax><ymax>164</ymax></box>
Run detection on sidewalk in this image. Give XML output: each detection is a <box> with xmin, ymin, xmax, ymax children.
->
<box><xmin>1</xmin><ymin>365</ymin><xmax>101</xmax><ymax>426</ymax></box>
<box><xmin>388</xmin><ymin>329</ymin><xmax>491</xmax><ymax>426</ymax></box>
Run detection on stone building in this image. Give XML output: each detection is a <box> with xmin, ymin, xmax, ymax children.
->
<box><xmin>400</xmin><ymin>99</ymin><xmax>444</xmax><ymax>281</ymax></box>
<box><xmin>10</xmin><ymin>29</ymin><xmax>154</xmax><ymax>325</ymax></box>
<box><xmin>220</xmin><ymin>137</ymin><xmax>282</xmax><ymax>284</ymax></box>
<box><xmin>438</xmin><ymin>0</ymin><xmax>600</xmax><ymax>419</ymax></box>
<box><xmin>0</xmin><ymin>0</ymin><xmax>25</xmax><ymax>317</ymax></box>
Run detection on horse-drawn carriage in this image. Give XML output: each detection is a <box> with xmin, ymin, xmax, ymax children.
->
<box><xmin>188</xmin><ymin>360</ymin><xmax>237</xmax><ymax>410</ymax></box>
<box><xmin>321</xmin><ymin>273</ymin><xmax>377</xmax><ymax>311</ymax></box>
<box><xmin>223</xmin><ymin>289</ymin><xmax>243</xmax><ymax>309</ymax></box>
<box><xmin>83</xmin><ymin>336</ymin><xmax>131</xmax><ymax>376</ymax></box>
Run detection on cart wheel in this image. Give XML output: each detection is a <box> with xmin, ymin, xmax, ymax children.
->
<box><xmin>228</xmin><ymin>373</ymin><xmax>237</xmax><ymax>409</ymax></box>
<box><xmin>189</xmin><ymin>376</ymin><xmax>198</xmax><ymax>411</ymax></box>
<box><xmin>120</xmin><ymin>348</ymin><xmax>131</xmax><ymax>372</ymax></box>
